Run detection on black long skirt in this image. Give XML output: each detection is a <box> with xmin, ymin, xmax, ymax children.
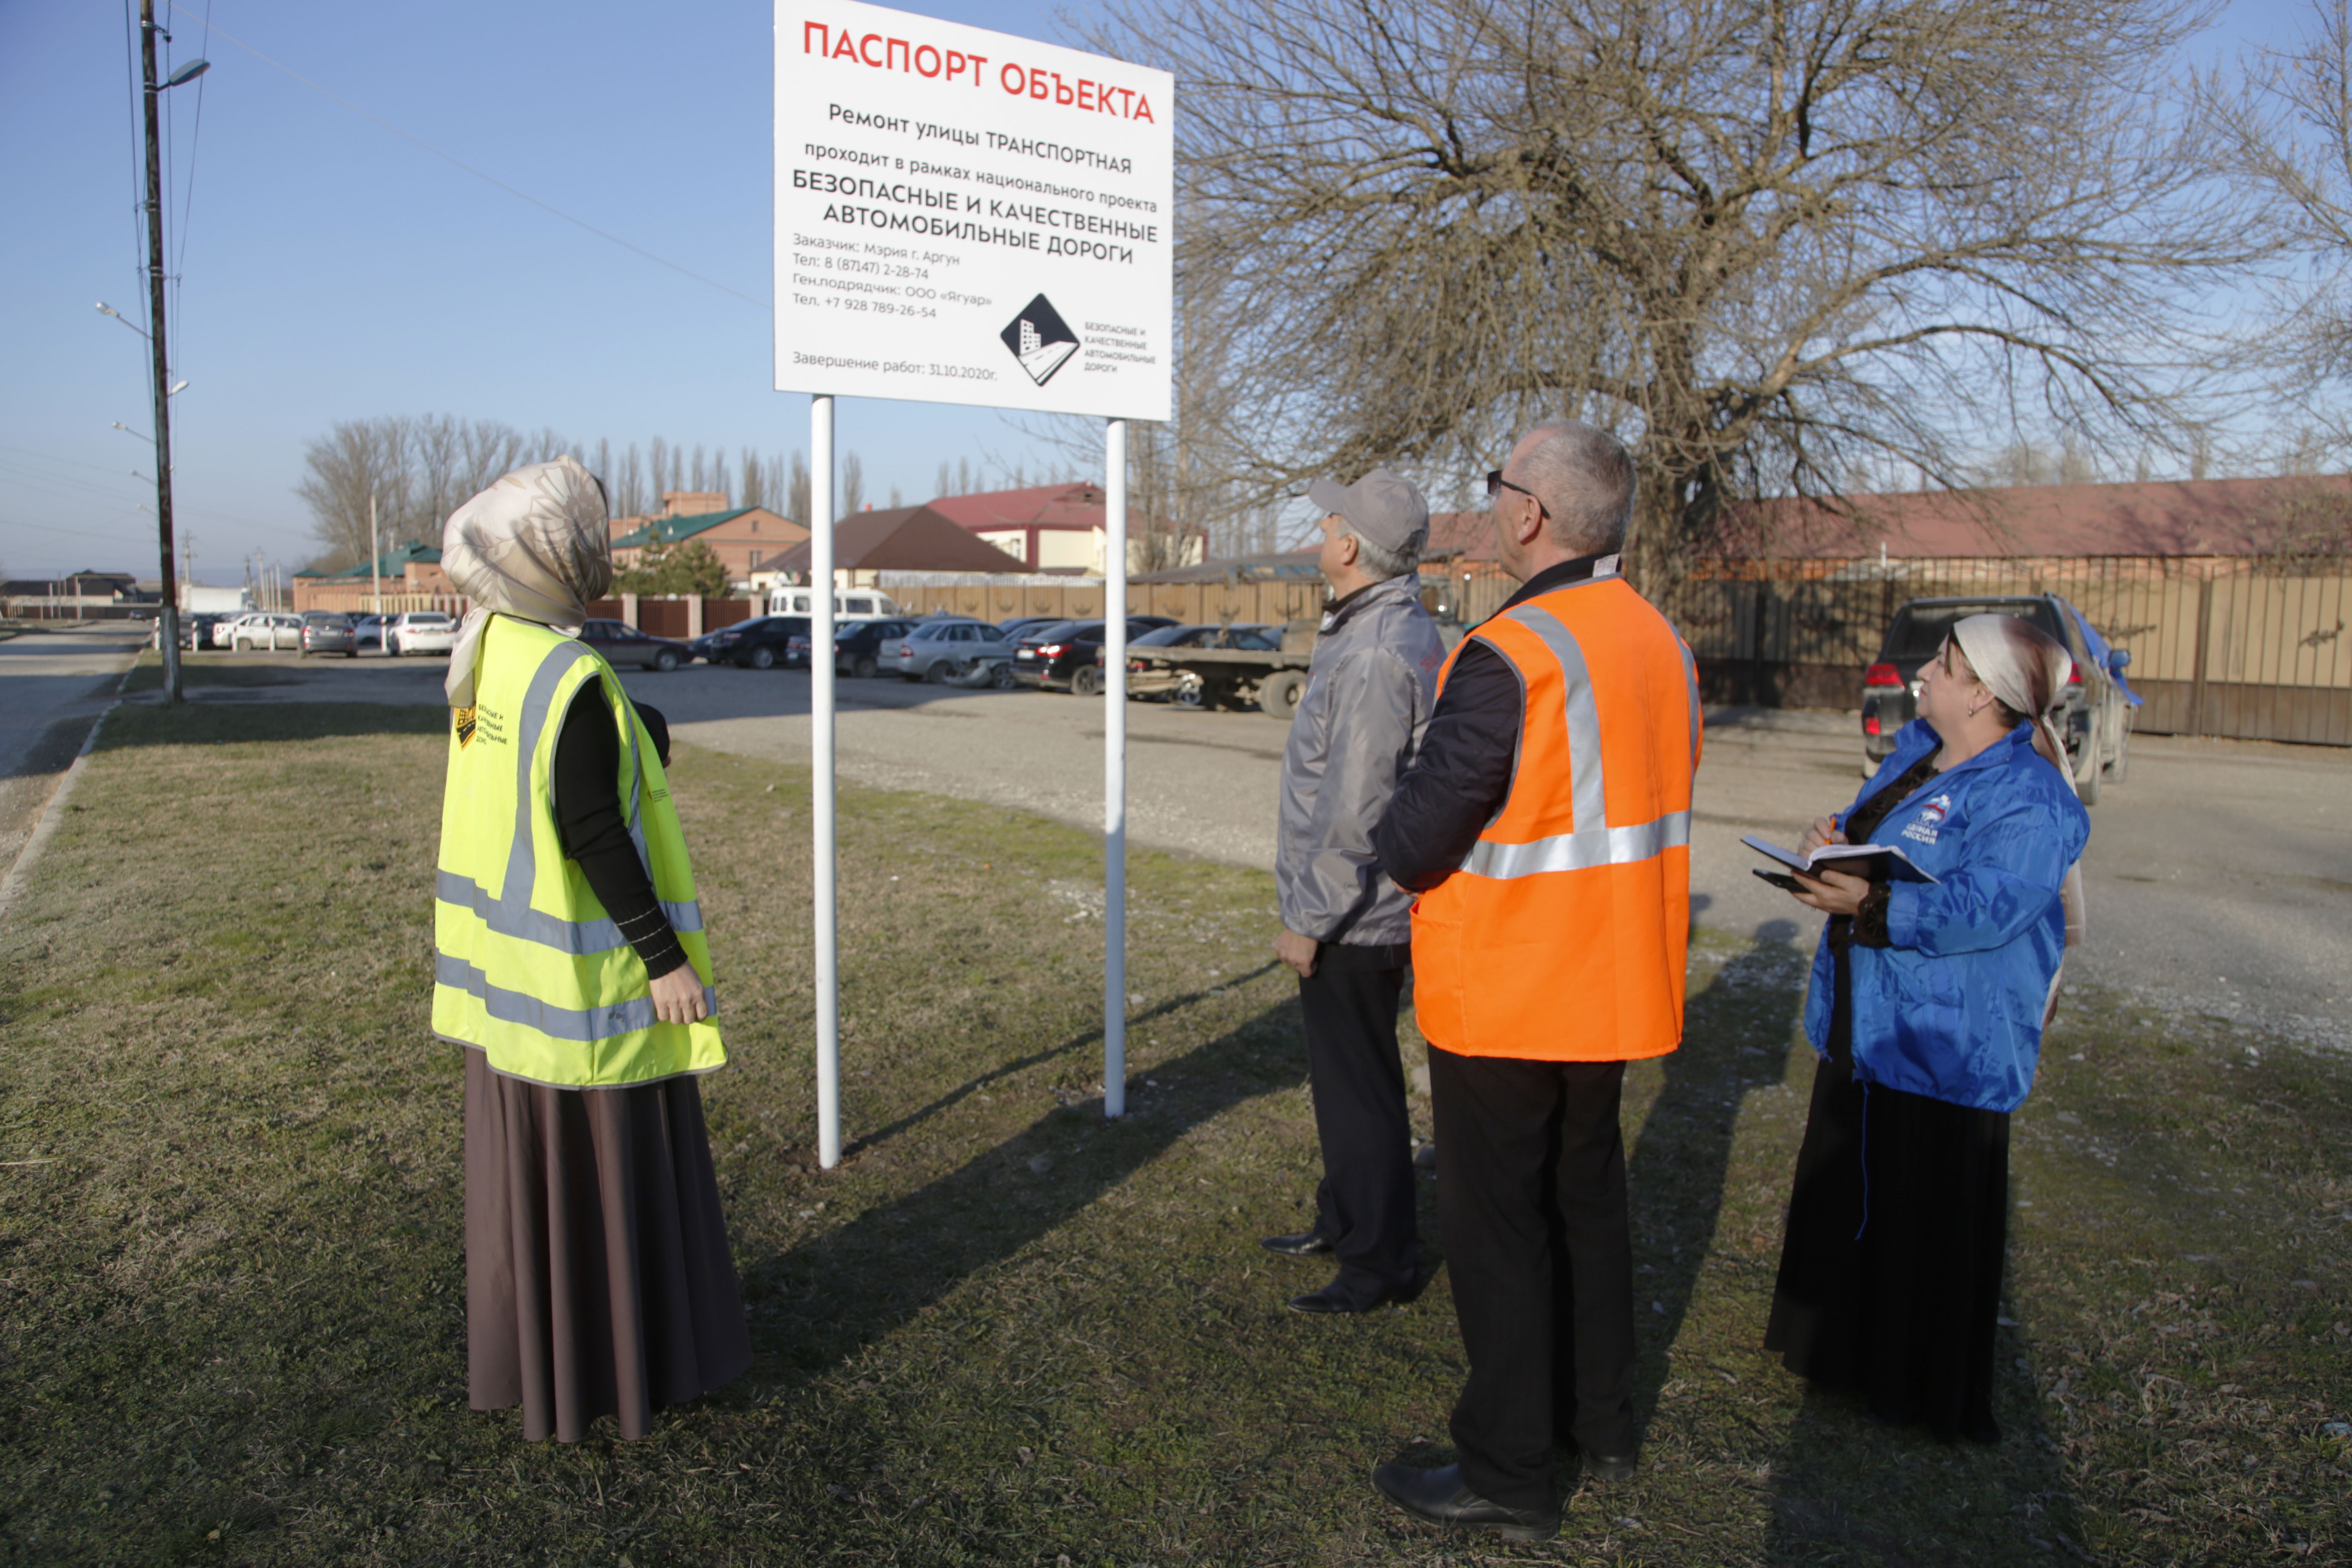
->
<box><xmin>1764</xmin><ymin>951</ymin><xmax>2010</xmax><ymax>1443</ymax></box>
<box><xmin>464</xmin><ymin>1048</ymin><xmax>752</xmax><ymax>1442</ymax></box>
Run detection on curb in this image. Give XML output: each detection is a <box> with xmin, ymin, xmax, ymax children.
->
<box><xmin>0</xmin><ymin>702</ymin><xmax>119</xmax><ymax>925</ymax></box>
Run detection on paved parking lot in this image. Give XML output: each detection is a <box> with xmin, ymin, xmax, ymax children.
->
<box><xmin>130</xmin><ymin>646</ymin><xmax>2352</xmax><ymax>1042</ymax></box>
<box><xmin>0</xmin><ymin>626</ymin><xmax>145</xmax><ymax>866</ymax></box>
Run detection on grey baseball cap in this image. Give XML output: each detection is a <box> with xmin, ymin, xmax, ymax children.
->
<box><xmin>1306</xmin><ymin>468</ymin><xmax>1429</xmax><ymax>553</ymax></box>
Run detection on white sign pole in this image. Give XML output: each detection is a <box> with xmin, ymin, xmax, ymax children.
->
<box><xmin>811</xmin><ymin>393</ymin><xmax>842</xmax><ymax>1169</ymax></box>
<box><xmin>1102</xmin><ymin>417</ymin><xmax>1128</xmax><ymax>1119</ymax></box>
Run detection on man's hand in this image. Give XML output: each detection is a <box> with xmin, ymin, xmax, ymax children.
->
<box><xmin>1274</xmin><ymin>928</ymin><xmax>1319</xmax><ymax>980</ymax></box>
<box><xmin>1798</xmin><ymin>815</ymin><xmax>1847</xmax><ymax>857</ymax></box>
<box><xmin>1789</xmin><ymin>867</ymin><xmax>1871</xmax><ymax>917</ymax></box>
<box><xmin>650</xmin><ymin>964</ymin><xmax>709</xmax><ymax>1027</ymax></box>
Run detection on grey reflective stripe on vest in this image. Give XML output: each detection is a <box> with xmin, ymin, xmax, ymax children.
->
<box><xmin>1460</xmin><ymin>592</ymin><xmax>1691</xmax><ymax>879</ymax></box>
<box><xmin>435</xmin><ymin>952</ymin><xmax>718</xmax><ymax>1041</ymax></box>
<box><xmin>435</xmin><ymin>868</ymin><xmax>704</xmax><ymax>953</ymax></box>
<box><xmin>435</xmin><ymin>635</ymin><xmax>706</xmax><ymax>954</ymax></box>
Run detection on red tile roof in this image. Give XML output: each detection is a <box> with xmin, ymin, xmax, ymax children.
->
<box><xmin>928</xmin><ymin>482</ymin><xmax>1108</xmax><ymax>532</ymax></box>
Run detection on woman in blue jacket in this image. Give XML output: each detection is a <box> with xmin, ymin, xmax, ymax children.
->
<box><xmin>1764</xmin><ymin>614</ymin><xmax>2088</xmax><ymax>1442</ymax></box>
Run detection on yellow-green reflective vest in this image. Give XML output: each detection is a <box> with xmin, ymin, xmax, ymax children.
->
<box><xmin>432</xmin><ymin>613</ymin><xmax>724</xmax><ymax>1087</ymax></box>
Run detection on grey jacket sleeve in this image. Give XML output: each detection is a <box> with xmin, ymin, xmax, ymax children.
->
<box><xmin>1280</xmin><ymin>647</ymin><xmax>1423</xmax><ymax>942</ymax></box>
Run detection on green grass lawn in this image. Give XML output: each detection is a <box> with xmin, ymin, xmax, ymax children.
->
<box><xmin>0</xmin><ymin>699</ymin><xmax>2345</xmax><ymax>1565</ymax></box>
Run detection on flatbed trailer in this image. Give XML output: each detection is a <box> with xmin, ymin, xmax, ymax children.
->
<box><xmin>1127</xmin><ymin>643</ymin><xmax>1316</xmax><ymax>719</ymax></box>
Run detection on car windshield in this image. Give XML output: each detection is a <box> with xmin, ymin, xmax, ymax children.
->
<box><xmin>1131</xmin><ymin>625</ymin><xmax>1196</xmax><ymax>647</ymax></box>
<box><xmin>409</xmin><ymin>614</ymin><xmax>453</xmax><ymax>627</ymax></box>
<box><xmin>1881</xmin><ymin>601</ymin><xmax>2064</xmax><ymax>664</ymax></box>
<box><xmin>1227</xmin><ymin>627</ymin><xmax>1279</xmax><ymax>650</ymax></box>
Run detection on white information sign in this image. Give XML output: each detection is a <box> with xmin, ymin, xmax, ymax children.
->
<box><xmin>774</xmin><ymin>0</ymin><xmax>1174</xmax><ymax>420</ymax></box>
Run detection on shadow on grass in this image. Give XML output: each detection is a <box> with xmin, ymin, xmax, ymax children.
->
<box><xmin>738</xmin><ymin>987</ymin><xmax>1303</xmax><ymax>1392</ymax></box>
<box><xmin>1626</xmin><ymin>918</ymin><xmax>1808</xmax><ymax>1423</ymax></box>
<box><xmin>95</xmin><ymin>700</ymin><xmax>449</xmax><ymax>749</ymax></box>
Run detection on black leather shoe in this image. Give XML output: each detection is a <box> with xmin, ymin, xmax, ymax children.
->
<box><xmin>1259</xmin><ymin>1231</ymin><xmax>1333</xmax><ymax>1258</ymax></box>
<box><xmin>1287</xmin><ymin>1270</ymin><xmax>1420</xmax><ymax>1314</ymax></box>
<box><xmin>1372</xmin><ymin>1462</ymin><xmax>1559</xmax><ymax>1542</ymax></box>
<box><xmin>1581</xmin><ymin>1451</ymin><xmax>1637</xmax><ymax>1483</ymax></box>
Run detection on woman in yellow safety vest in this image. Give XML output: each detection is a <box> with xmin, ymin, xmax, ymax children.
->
<box><xmin>432</xmin><ymin>455</ymin><xmax>747</xmax><ymax>1442</ymax></box>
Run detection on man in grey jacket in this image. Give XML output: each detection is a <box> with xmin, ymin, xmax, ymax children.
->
<box><xmin>1268</xmin><ymin>467</ymin><xmax>1448</xmax><ymax>1314</ymax></box>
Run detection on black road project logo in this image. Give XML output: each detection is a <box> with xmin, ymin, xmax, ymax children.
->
<box><xmin>1001</xmin><ymin>294</ymin><xmax>1080</xmax><ymax>386</ymax></box>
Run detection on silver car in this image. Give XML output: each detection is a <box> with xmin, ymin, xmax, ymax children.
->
<box><xmin>887</xmin><ymin>619</ymin><xmax>1013</xmax><ymax>683</ymax></box>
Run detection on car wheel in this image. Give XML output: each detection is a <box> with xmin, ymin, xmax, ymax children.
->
<box><xmin>925</xmin><ymin>657</ymin><xmax>953</xmax><ymax>684</ymax></box>
<box><xmin>1174</xmin><ymin>680</ymin><xmax>1204</xmax><ymax>709</ymax></box>
<box><xmin>991</xmin><ymin>661</ymin><xmax>1017</xmax><ymax>690</ymax></box>
<box><xmin>852</xmin><ymin>654</ymin><xmax>878</xmax><ymax>679</ymax></box>
<box><xmin>750</xmin><ymin>646</ymin><xmax>776</xmax><ymax>670</ymax></box>
<box><xmin>1257</xmin><ymin>669</ymin><xmax>1307</xmax><ymax>721</ymax></box>
<box><xmin>654</xmin><ymin>649</ymin><xmax>680</xmax><ymax>672</ymax></box>
<box><xmin>1071</xmin><ymin>665</ymin><xmax>1102</xmax><ymax>698</ymax></box>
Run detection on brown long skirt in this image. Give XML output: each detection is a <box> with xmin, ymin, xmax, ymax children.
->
<box><xmin>463</xmin><ymin>1048</ymin><xmax>751</xmax><ymax>1442</ymax></box>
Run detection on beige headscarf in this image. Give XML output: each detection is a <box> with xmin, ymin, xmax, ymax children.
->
<box><xmin>440</xmin><ymin>455</ymin><xmax>612</xmax><ymax>709</ymax></box>
<box><xmin>1950</xmin><ymin>612</ymin><xmax>2087</xmax><ymax>957</ymax></box>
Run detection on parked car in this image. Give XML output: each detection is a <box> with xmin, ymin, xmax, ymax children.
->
<box><xmin>581</xmin><ymin>618</ymin><xmax>690</xmax><ymax>671</ymax></box>
<box><xmin>833</xmin><ymin>618</ymin><xmax>918</xmax><ymax>678</ymax></box>
<box><xmin>1120</xmin><ymin>622</ymin><xmax>1278</xmax><ymax>701</ymax></box>
<box><xmin>162</xmin><ymin>611</ymin><xmax>227</xmax><ymax>652</ymax></box>
<box><xmin>886</xmin><ymin>618</ymin><xmax>1014</xmax><ymax>683</ymax></box>
<box><xmin>350</xmin><ymin>612</ymin><xmax>389</xmax><ymax>651</ymax></box>
<box><xmin>214</xmin><ymin>611</ymin><xmax>280</xmax><ymax>649</ymax></box>
<box><xmin>995</xmin><ymin>615</ymin><xmax>1066</xmax><ymax>645</ymax></box>
<box><xmin>385</xmin><ymin>611</ymin><xmax>460</xmax><ymax>657</ymax></box>
<box><xmin>228</xmin><ymin>612</ymin><xmax>304</xmax><ymax>651</ymax></box>
<box><xmin>299</xmin><ymin>612</ymin><xmax>358</xmax><ymax>658</ymax></box>
<box><xmin>1861</xmin><ymin>594</ymin><xmax>2138</xmax><ymax>802</ymax></box>
<box><xmin>1011</xmin><ymin>617</ymin><xmax>1181</xmax><ymax>695</ymax></box>
<box><xmin>700</xmin><ymin>615</ymin><xmax>812</xmax><ymax>668</ymax></box>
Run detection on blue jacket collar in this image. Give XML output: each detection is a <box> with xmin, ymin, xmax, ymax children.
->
<box><xmin>1865</xmin><ymin>720</ymin><xmax>2037</xmax><ymax>815</ymax></box>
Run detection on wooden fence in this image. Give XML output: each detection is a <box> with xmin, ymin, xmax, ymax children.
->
<box><xmin>1650</xmin><ymin>559</ymin><xmax>2350</xmax><ymax>746</ymax></box>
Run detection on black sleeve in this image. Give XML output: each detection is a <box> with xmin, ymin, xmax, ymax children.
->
<box><xmin>551</xmin><ymin>685</ymin><xmax>688</xmax><ymax>980</ymax></box>
<box><xmin>1371</xmin><ymin>638</ymin><xmax>1524</xmax><ymax>892</ymax></box>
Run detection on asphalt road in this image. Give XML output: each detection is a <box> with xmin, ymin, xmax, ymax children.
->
<box><xmin>165</xmin><ymin>648</ymin><xmax>2352</xmax><ymax>1042</ymax></box>
<box><xmin>0</xmin><ymin>626</ymin><xmax>146</xmax><ymax>868</ymax></box>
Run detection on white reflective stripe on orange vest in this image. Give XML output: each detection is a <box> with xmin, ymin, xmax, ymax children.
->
<box><xmin>1454</xmin><ymin>599</ymin><xmax>1697</xmax><ymax>879</ymax></box>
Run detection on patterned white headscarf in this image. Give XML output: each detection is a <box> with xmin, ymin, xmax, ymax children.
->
<box><xmin>1949</xmin><ymin>612</ymin><xmax>2086</xmax><ymax>954</ymax></box>
<box><xmin>440</xmin><ymin>455</ymin><xmax>612</xmax><ymax>708</ymax></box>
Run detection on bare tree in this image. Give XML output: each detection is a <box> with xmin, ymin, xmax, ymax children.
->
<box><xmin>1102</xmin><ymin>0</ymin><xmax>2262</xmax><ymax>591</ymax></box>
<box><xmin>790</xmin><ymin>451</ymin><xmax>812</xmax><ymax>524</ymax></box>
<box><xmin>297</xmin><ymin>414</ymin><xmax>568</xmax><ymax>566</ymax></box>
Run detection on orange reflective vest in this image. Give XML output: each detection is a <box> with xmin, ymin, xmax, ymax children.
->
<box><xmin>1409</xmin><ymin>570</ymin><xmax>1703</xmax><ymax>1062</ymax></box>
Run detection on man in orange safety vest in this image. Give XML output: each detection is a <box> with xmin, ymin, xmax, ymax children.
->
<box><xmin>1368</xmin><ymin>419</ymin><xmax>1702</xmax><ymax>1544</ymax></box>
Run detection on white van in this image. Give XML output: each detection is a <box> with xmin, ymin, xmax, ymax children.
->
<box><xmin>766</xmin><ymin>588</ymin><xmax>904</xmax><ymax>621</ymax></box>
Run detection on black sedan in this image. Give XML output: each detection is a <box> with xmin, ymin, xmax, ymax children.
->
<box><xmin>833</xmin><ymin>618</ymin><xmax>918</xmax><ymax>677</ymax></box>
<box><xmin>697</xmin><ymin>615</ymin><xmax>813</xmax><ymax>669</ymax></box>
<box><xmin>581</xmin><ymin>618</ymin><xmax>691</xmax><ymax>671</ymax></box>
<box><xmin>1011</xmin><ymin>616</ymin><xmax>1180</xmax><ymax>695</ymax></box>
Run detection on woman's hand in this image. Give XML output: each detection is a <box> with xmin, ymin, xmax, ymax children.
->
<box><xmin>650</xmin><ymin>964</ymin><xmax>709</xmax><ymax>1027</ymax></box>
<box><xmin>1799</xmin><ymin>816</ymin><xmax>1847</xmax><ymax>857</ymax></box>
<box><xmin>1790</xmin><ymin>867</ymin><xmax>1871</xmax><ymax>917</ymax></box>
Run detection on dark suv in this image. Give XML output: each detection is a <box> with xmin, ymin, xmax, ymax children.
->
<box><xmin>1011</xmin><ymin>616</ymin><xmax>1179</xmax><ymax>695</ymax></box>
<box><xmin>1861</xmin><ymin>594</ymin><xmax>2138</xmax><ymax>802</ymax></box>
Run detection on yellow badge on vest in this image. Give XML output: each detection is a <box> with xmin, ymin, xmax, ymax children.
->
<box><xmin>453</xmin><ymin>705</ymin><xmax>477</xmax><ymax>747</ymax></box>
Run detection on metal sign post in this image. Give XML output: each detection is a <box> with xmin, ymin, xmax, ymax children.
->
<box><xmin>811</xmin><ymin>394</ymin><xmax>841</xmax><ymax>1167</ymax></box>
<box><xmin>1102</xmin><ymin>417</ymin><xmax>1128</xmax><ymax>1118</ymax></box>
<box><xmin>777</xmin><ymin>0</ymin><xmax>1173</xmax><ymax>1161</ymax></box>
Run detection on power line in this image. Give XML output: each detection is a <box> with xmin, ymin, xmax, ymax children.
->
<box><xmin>163</xmin><ymin>2</ymin><xmax>772</xmax><ymax>312</ymax></box>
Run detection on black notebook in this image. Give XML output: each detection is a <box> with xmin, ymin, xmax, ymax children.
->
<box><xmin>1743</xmin><ymin>834</ymin><xmax>1939</xmax><ymax>885</ymax></box>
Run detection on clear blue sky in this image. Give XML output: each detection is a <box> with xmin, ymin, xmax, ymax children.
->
<box><xmin>0</xmin><ymin>0</ymin><xmax>2314</xmax><ymax>582</ymax></box>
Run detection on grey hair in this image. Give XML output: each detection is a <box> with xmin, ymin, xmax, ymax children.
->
<box><xmin>1348</xmin><ymin>527</ymin><xmax>1425</xmax><ymax>582</ymax></box>
<box><xmin>1515</xmin><ymin>419</ymin><xmax>1635</xmax><ymax>554</ymax></box>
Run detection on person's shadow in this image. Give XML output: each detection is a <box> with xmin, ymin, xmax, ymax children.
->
<box><xmin>1621</xmin><ymin>916</ymin><xmax>1809</xmax><ymax>1425</ymax></box>
<box><xmin>723</xmin><ymin>968</ymin><xmax>1308</xmax><ymax>1397</ymax></box>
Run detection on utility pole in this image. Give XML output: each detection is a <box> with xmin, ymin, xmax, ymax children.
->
<box><xmin>140</xmin><ymin>0</ymin><xmax>183</xmax><ymax>701</ymax></box>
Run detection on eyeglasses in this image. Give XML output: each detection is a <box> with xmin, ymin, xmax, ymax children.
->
<box><xmin>1485</xmin><ymin>470</ymin><xmax>1544</xmax><ymax>512</ymax></box>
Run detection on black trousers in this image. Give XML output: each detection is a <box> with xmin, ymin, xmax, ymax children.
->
<box><xmin>1428</xmin><ymin>1045</ymin><xmax>1635</xmax><ymax>1511</ymax></box>
<box><xmin>1298</xmin><ymin>942</ymin><xmax>1418</xmax><ymax>1301</ymax></box>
